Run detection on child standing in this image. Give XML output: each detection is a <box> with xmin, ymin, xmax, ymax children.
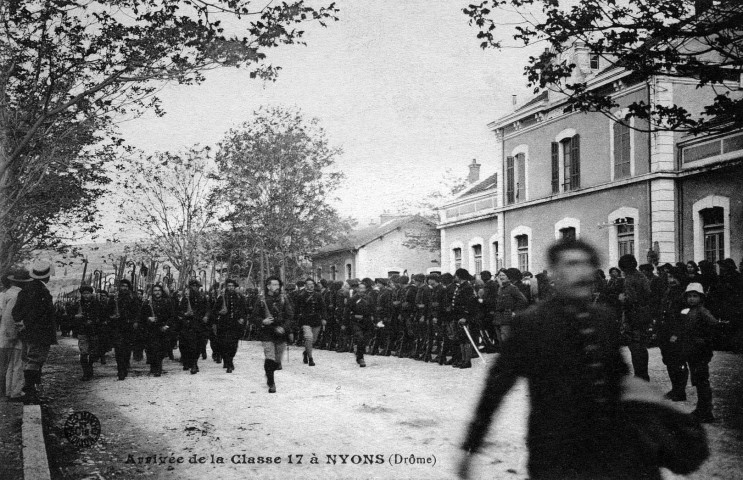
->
<box><xmin>665</xmin><ymin>282</ymin><xmax>718</xmax><ymax>422</ymax></box>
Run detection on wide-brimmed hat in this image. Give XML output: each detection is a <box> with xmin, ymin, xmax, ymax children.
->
<box><xmin>684</xmin><ymin>283</ymin><xmax>705</xmax><ymax>296</ymax></box>
<box><xmin>28</xmin><ymin>260</ymin><xmax>54</xmax><ymax>280</ymax></box>
<box><xmin>7</xmin><ymin>270</ymin><xmax>31</xmax><ymax>283</ymax></box>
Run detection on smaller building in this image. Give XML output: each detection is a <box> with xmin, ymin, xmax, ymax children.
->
<box><xmin>311</xmin><ymin>215</ymin><xmax>441</xmax><ymax>280</ymax></box>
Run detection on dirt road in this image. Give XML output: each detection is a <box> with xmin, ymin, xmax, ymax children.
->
<box><xmin>40</xmin><ymin>338</ymin><xmax>743</xmax><ymax>480</ymax></box>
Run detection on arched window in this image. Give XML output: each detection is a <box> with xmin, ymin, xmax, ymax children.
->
<box><xmin>516</xmin><ymin>236</ymin><xmax>529</xmax><ymax>272</ymax></box>
<box><xmin>702</xmin><ymin>207</ymin><xmax>725</xmax><ymax>263</ymax></box>
<box><xmin>693</xmin><ymin>196</ymin><xmax>730</xmax><ymax>262</ymax></box>
<box><xmin>608</xmin><ymin>207</ymin><xmax>639</xmax><ymax>267</ymax></box>
<box><xmin>453</xmin><ymin>248</ymin><xmax>462</xmax><ymax>269</ymax></box>
<box><xmin>510</xmin><ymin>226</ymin><xmax>532</xmax><ymax>272</ymax></box>
<box><xmin>472</xmin><ymin>244</ymin><xmax>483</xmax><ymax>274</ymax></box>
<box><xmin>346</xmin><ymin>263</ymin><xmax>352</xmax><ymax>279</ymax></box>
<box><xmin>617</xmin><ymin>218</ymin><xmax>635</xmax><ymax>257</ymax></box>
<box><xmin>330</xmin><ymin>265</ymin><xmax>337</xmax><ymax>281</ymax></box>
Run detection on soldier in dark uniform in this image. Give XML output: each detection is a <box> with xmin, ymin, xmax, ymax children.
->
<box><xmin>208</xmin><ymin>284</ymin><xmax>222</xmax><ymax>363</ymax></box>
<box><xmin>71</xmin><ymin>286</ymin><xmax>103</xmax><ymax>381</ymax></box>
<box><xmin>479</xmin><ymin>271</ymin><xmax>499</xmax><ymax>352</ymax></box>
<box><xmin>397</xmin><ymin>275</ymin><xmax>417</xmax><ymax>358</ymax></box>
<box><xmin>131</xmin><ymin>289</ymin><xmax>147</xmax><ymax>362</ymax></box>
<box><xmin>295</xmin><ymin>278</ymin><xmax>326</xmax><ymax>366</ymax></box>
<box><xmin>347</xmin><ymin>278</ymin><xmax>375</xmax><ymax>367</ymax></box>
<box><xmin>388</xmin><ymin>275</ymin><xmax>403</xmax><ymax>355</ymax></box>
<box><xmin>141</xmin><ymin>284</ymin><xmax>176</xmax><ymax>376</ymax></box>
<box><xmin>452</xmin><ymin>268</ymin><xmax>479</xmax><ymax>369</ymax></box>
<box><xmin>253</xmin><ymin>276</ymin><xmax>293</xmax><ymax>393</ymax></box>
<box><xmin>424</xmin><ymin>274</ymin><xmax>445</xmax><ymax>362</ymax></box>
<box><xmin>436</xmin><ymin>273</ymin><xmax>457</xmax><ymax>365</ymax></box>
<box><xmin>318</xmin><ymin>280</ymin><xmax>335</xmax><ymax>349</ymax></box>
<box><xmin>106</xmin><ymin>279</ymin><xmax>141</xmax><ymax>380</ymax></box>
<box><xmin>458</xmin><ymin>239</ymin><xmax>665</xmax><ymax>480</ymax></box>
<box><xmin>373</xmin><ymin>278</ymin><xmax>393</xmax><ymax>355</ymax></box>
<box><xmin>619</xmin><ymin>254</ymin><xmax>652</xmax><ymax>381</ymax></box>
<box><xmin>178</xmin><ymin>280</ymin><xmax>210</xmax><ymax>374</ymax></box>
<box><xmin>494</xmin><ymin>270</ymin><xmax>528</xmax><ymax>345</ymax></box>
<box><xmin>93</xmin><ymin>290</ymin><xmax>110</xmax><ymax>364</ymax></box>
<box><xmin>413</xmin><ymin>273</ymin><xmax>431</xmax><ymax>360</ymax></box>
<box><xmin>335</xmin><ymin>280</ymin><xmax>354</xmax><ymax>353</ymax></box>
<box><xmin>212</xmin><ymin>279</ymin><xmax>247</xmax><ymax>373</ymax></box>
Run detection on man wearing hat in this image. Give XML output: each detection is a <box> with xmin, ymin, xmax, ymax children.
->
<box><xmin>71</xmin><ymin>285</ymin><xmax>103</xmax><ymax>381</ymax></box>
<box><xmin>178</xmin><ymin>279</ymin><xmax>210</xmax><ymax>374</ymax></box>
<box><xmin>0</xmin><ymin>270</ymin><xmax>30</xmax><ymax>400</ymax></box>
<box><xmin>452</xmin><ymin>268</ymin><xmax>479</xmax><ymax>369</ymax></box>
<box><xmin>12</xmin><ymin>260</ymin><xmax>56</xmax><ymax>404</ymax></box>
<box><xmin>106</xmin><ymin>278</ymin><xmax>141</xmax><ymax>380</ymax></box>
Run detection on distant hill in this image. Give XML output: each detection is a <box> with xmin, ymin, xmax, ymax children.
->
<box><xmin>37</xmin><ymin>242</ymin><xmax>135</xmax><ymax>298</ymax></box>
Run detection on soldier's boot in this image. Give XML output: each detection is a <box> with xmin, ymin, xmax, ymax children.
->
<box><xmin>459</xmin><ymin>344</ymin><xmax>473</xmax><ymax>369</ymax></box>
<box><xmin>21</xmin><ymin>370</ymin><xmax>40</xmax><ymax>405</ymax></box>
<box><xmin>423</xmin><ymin>341</ymin><xmax>433</xmax><ymax>363</ymax></box>
<box><xmin>664</xmin><ymin>365</ymin><xmax>688</xmax><ymax>401</ymax></box>
<box><xmin>265</xmin><ymin>359</ymin><xmax>276</xmax><ymax>393</ymax></box>
<box><xmin>446</xmin><ymin>349</ymin><xmax>459</xmax><ymax>365</ymax></box>
<box><xmin>693</xmin><ymin>382</ymin><xmax>714</xmax><ymax>423</ymax></box>
<box><xmin>436</xmin><ymin>346</ymin><xmax>446</xmax><ymax>365</ymax></box>
<box><xmin>80</xmin><ymin>355</ymin><xmax>93</xmax><ymax>381</ymax></box>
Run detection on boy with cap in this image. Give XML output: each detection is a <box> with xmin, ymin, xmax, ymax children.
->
<box><xmin>665</xmin><ymin>283</ymin><xmax>719</xmax><ymax>422</ymax></box>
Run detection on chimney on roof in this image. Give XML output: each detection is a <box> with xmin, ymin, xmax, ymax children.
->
<box><xmin>468</xmin><ymin>159</ymin><xmax>481</xmax><ymax>184</ymax></box>
<box><xmin>695</xmin><ymin>0</ymin><xmax>712</xmax><ymax>14</ymax></box>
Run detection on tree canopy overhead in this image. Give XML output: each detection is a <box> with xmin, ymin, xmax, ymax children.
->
<box><xmin>464</xmin><ymin>0</ymin><xmax>743</xmax><ymax>134</ymax></box>
<box><xmin>0</xmin><ymin>0</ymin><xmax>338</xmax><ymax>272</ymax></box>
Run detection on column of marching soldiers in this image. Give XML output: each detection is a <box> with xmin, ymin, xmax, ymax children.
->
<box><xmin>57</xmin><ymin>268</ymin><xmax>530</xmax><ymax>386</ymax></box>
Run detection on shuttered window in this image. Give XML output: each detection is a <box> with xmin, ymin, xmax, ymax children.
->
<box><xmin>506</xmin><ymin>156</ymin><xmax>515</xmax><ymax>204</ymax></box>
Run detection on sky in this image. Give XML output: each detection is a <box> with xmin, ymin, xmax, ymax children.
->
<box><xmin>115</xmin><ymin>0</ymin><xmax>541</xmax><ymax>227</ymax></box>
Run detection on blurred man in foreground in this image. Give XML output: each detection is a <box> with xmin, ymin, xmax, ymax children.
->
<box><xmin>458</xmin><ymin>239</ymin><xmax>662</xmax><ymax>479</ymax></box>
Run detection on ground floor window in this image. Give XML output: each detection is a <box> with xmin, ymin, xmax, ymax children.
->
<box><xmin>492</xmin><ymin>241</ymin><xmax>503</xmax><ymax>271</ymax></box>
<box><xmin>453</xmin><ymin>248</ymin><xmax>462</xmax><ymax>270</ymax></box>
<box><xmin>346</xmin><ymin>264</ymin><xmax>352</xmax><ymax>279</ymax></box>
<box><xmin>516</xmin><ymin>235</ymin><xmax>529</xmax><ymax>272</ymax></box>
<box><xmin>616</xmin><ymin>217</ymin><xmax>635</xmax><ymax>257</ymax></box>
<box><xmin>702</xmin><ymin>207</ymin><xmax>725</xmax><ymax>263</ymax></box>
<box><xmin>330</xmin><ymin>265</ymin><xmax>337</xmax><ymax>280</ymax></box>
<box><xmin>472</xmin><ymin>244</ymin><xmax>482</xmax><ymax>274</ymax></box>
<box><xmin>559</xmin><ymin>227</ymin><xmax>576</xmax><ymax>241</ymax></box>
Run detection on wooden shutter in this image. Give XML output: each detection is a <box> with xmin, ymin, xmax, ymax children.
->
<box><xmin>506</xmin><ymin>156</ymin><xmax>514</xmax><ymax>204</ymax></box>
<box><xmin>571</xmin><ymin>134</ymin><xmax>580</xmax><ymax>189</ymax></box>
<box><xmin>517</xmin><ymin>153</ymin><xmax>526</xmax><ymax>200</ymax></box>
<box><xmin>551</xmin><ymin>141</ymin><xmax>559</xmax><ymax>193</ymax></box>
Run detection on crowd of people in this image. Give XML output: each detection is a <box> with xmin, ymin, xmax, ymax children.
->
<box><xmin>1</xmin><ymin>252</ymin><xmax>741</xmax><ymax>408</ymax></box>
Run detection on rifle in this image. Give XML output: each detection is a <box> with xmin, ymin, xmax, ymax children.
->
<box><xmin>80</xmin><ymin>258</ymin><xmax>89</xmax><ymax>288</ymax></box>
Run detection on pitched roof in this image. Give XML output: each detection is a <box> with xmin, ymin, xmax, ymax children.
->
<box><xmin>514</xmin><ymin>90</ymin><xmax>548</xmax><ymax>113</ymax></box>
<box><xmin>313</xmin><ymin>215</ymin><xmax>435</xmax><ymax>255</ymax></box>
<box><xmin>458</xmin><ymin>172</ymin><xmax>498</xmax><ymax>198</ymax></box>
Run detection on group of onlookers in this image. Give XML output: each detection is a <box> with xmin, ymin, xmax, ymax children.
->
<box><xmin>0</xmin><ymin>260</ymin><xmax>57</xmax><ymax>404</ymax></box>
